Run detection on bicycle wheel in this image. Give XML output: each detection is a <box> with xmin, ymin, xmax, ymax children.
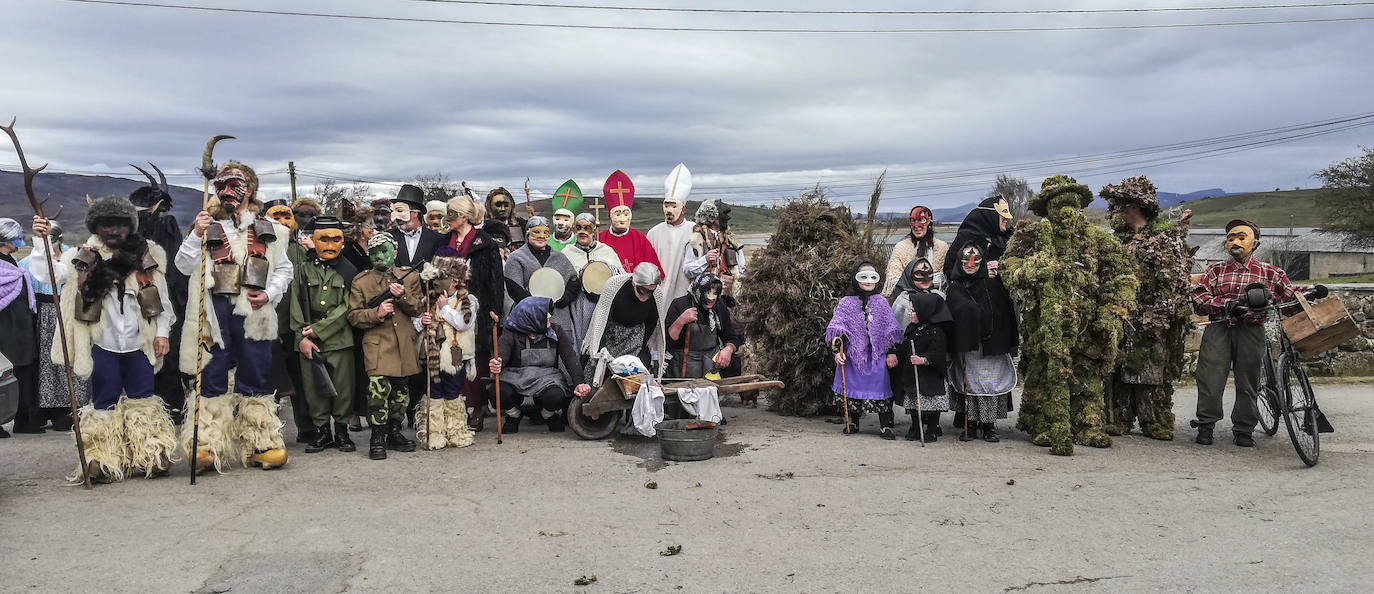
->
<box><xmin>1257</xmin><ymin>350</ymin><xmax>1280</xmax><ymax>436</ymax></box>
<box><xmin>1278</xmin><ymin>352</ymin><xmax>1320</xmax><ymax>467</ymax></box>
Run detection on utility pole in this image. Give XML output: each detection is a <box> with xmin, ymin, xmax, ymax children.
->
<box><xmin>288</xmin><ymin>161</ymin><xmax>298</xmax><ymax>201</ymax></box>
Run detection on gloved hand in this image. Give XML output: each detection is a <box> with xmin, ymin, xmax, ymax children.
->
<box><xmin>1225</xmin><ymin>299</ymin><xmax>1249</xmax><ymax>317</ymax></box>
<box><xmin>1307</xmin><ymin>284</ymin><xmax>1329</xmax><ymax>300</ymax></box>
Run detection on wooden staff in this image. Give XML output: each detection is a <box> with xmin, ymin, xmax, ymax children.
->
<box><xmin>909</xmin><ymin>339</ymin><xmax>925</xmax><ymax>447</ymax></box>
<box><xmin>831</xmin><ymin>336</ymin><xmax>849</xmax><ymax>434</ymax></box>
<box><xmin>681</xmin><ymin>326</ymin><xmax>691</xmax><ymax>377</ymax></box>
<box><xmin>489</xmin><ymin>311</ymin><xmax>502</xmax><ymax>445</ymax></box>
<box><xmin>190</xmin><ymin>134</ymin><xmax>233</xmax><ymax>484</ymax></box>
<box><xmin>2</xmin><ymin>118</ymin><xmax>91</xmax><ymax>489</ymax></box>
<box><xmin>423</xmin><ymin>291</ymin><xmax>432</xmax><ymax>448</ymax></box>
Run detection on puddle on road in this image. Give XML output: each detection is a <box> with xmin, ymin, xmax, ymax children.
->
<box><xmin>611</xmin><ymin>430</ymin><xmax>750</xmax><ymax>472</ymax></box>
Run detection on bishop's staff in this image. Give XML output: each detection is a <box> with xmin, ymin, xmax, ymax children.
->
<box><xmin>189</xmin><ymin>134</ymin><xmax>233</xmax><ymax>484</ymax></box>
<box><xmin>2</xmin><ymin>118</ymin><xmax>92</xmax><ymax>489</ymax></box>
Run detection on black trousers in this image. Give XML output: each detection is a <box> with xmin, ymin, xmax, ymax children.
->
<box><xmin>500</xmin><ymin>383</ymin><xmax>570</xmax><ymax>415</ymax></box>
<box><xmin>13</xmin><ymin>363</ymin><xmax>41</xmax><ymax>429</ymax></box>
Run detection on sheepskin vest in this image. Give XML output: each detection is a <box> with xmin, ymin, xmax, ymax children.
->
<box><xmin>438</xmin><ymin>293</ymin><xmax>479</xmax><ymax>379</ymax></box>
<box><xmin>53</xmin><ymin>237</ymin><xmax>168</xmax><ymax>379</ymax></box>
<box><xmin>179</xmin><ymin>214</ymin><xmax>288</xmax><ymax>372</ymax></box>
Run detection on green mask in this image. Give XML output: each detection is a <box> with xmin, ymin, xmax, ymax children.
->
<box><xmin>368</xmin><ymin>242</ymin><xmax>396</xmax><ymax>270</ymax></box>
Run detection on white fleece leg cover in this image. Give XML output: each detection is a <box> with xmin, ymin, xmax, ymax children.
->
<box><xmin>181</xmin><ymin>394</ymin><xmax>239</xmax><ymax>473</ymax></box>
<box><xmin>443</xmin><ymin>399</ymin><xmax>475</xmax><ymax>448</ymax></box>
<box><xmin>414</xmin><ymin>397</ymin><xmax>447</xmax><ymax>450</ymax></box>
<box><xmin>68</xmin><ymin>406</ymin><xmax>126</xmax><ymax>483</ymax></box>
<box><xmin>235</xmin><ymin>394</ymin><xmax>285</xmax><ymax>465</ymax></box>
<box><xmin>119</xmin><ymin>396</ymin><xmax>180</xmax><ymax>478</ymax></box>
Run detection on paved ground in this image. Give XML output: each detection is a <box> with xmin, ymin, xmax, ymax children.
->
<box><xmin>2</xmin><ymin>382</ymin><xmax>1372</xmax><ymax>593</ymax></box>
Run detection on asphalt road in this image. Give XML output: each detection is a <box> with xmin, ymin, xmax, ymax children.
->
<box><xmin>2</xmin><ymin>382</ymin><xmax>1372</xmax><ymax>593</ymax></box>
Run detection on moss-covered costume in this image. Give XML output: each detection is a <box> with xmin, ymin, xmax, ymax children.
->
<box><xmin>1100</xmin><ymin>176</ymin><xmax>1193</xmax><ymax>440</ymax></box>
<box><xmin>1001</xmin><ymin>175</ymin><xmax>1138</xmax><ymax>456</ymax></box>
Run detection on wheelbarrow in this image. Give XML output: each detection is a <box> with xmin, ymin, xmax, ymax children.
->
<box><xmin>566</xmin><ymin>371</ymin><xmax>784</xmax><ymax>440</ymax></box>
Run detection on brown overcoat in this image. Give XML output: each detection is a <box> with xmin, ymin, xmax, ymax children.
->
<box><xmin>348</xmin><ymin>266</ymin><xmax>425</xmax><ymax>377</ymax></box>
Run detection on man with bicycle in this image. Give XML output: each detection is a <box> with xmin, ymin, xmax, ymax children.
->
<box><xmin>1189</xmin><ymin>219</ymin><xmax>1307</xmax><ymax>447</ymax></box>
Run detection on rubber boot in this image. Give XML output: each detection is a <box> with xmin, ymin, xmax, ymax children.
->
<box><xmin>334</xmin><ymin>422</ymin><xmax>356</xmax><ymax>452</ymax></box>
<box><xmin>305</xmin><ymin>424</ymin><xmax>334</xmax><ymax>453</ymax></box>
<box><xmin>904</xmin><ymin>412</ymin><xmax>921</xmax><ymax>441</ymax></box>
<box><xmin>878</xmin><ymin>411</ymin><xmax>896</xmax><ymax>440</ymax></box>
<box><xmin>982</xmin><ymin>422</ymin><xmax>1000</xmax><ymax>443</ymax></box>
<box><xmin>368</xmin><ymin>426</ymin><xmax>387</xmax><ymax>460</ymax></box>
<box><xmin>386</xmin><ymin>420</ymin><xmax>416</xmax><ymax>452</ymax></box>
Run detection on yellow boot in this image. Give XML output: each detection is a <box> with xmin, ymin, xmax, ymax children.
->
<box><xmin>236</xmin><ymin>395</ymin><xmax>287</xmax><ymax>470</ymax></box>
<box><xmin>181</xmin><ymin>394</ymin><xmax>238</xmax><ymax>474</ymax></box>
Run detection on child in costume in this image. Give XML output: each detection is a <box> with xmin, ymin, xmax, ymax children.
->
<box><xmin>414</xmin><ymin>256</ymin><xmax>476</xmax><ymax>450</ymax></box>
<box><xmin>891</xmin><ymin>258</ymin><xmax>952</xmax><ymax>443</ymax></box>
<box><xmin>825</xmin><ymin>262</ymin><xmax>902</xmax><ymax>439</ymax></box>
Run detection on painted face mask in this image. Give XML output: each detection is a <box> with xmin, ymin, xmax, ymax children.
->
<box><xmin>490</xmin><ymin>196</ymin><xmax>512</xmax><ymax>220</ymax></box>
<box><xmin>213</xmin><ymin>168</ymin><xmax>249</xmax><ymax>211</ymax></box>
<box><xmin>527</xmin><ymin>224</ymin><xmax>551</xmax><ymax>245</ymax></box>
<box><xmin>912</xmin><ymin>260</ymin><xmax>935</xmax><ymax>289</ymax></box>
<box><xmin>1226</xmin><ymin>225</ymin><xmax>1258</xmax><ymax>261</ymax></box>
<box><xmin>368</xmin><ymin>242</ymin><xmax>396</xmax><ymax>270</ymax></box>
<box><xmin>855</xmin><ymin>267</ymin><xmax>880</xmax><ymax>290</ymax></box>
<box><xmin>960</xmin><ymin>245</ymin><xmax>984</xmax><ymax>276</ymax></box>
<box><xmin>663</xmin><ymin>198</ymin><xmax>685</xmax><ymax>224</ymax></box>
<box><xmin>610</xmin><ymin>206</ymin><xmax>632</xmax><ymax>232</ymax></box>
<box><xmin>575</xmin><ymin>217</ymin><xmax>597</xmax><ymax>246</ymax></box>
<box><xmin>266</xmin><ymin>205</ymin><xmax>295</xmax><ymax>230</ymax></box>
<box><xmin>909</xmin><ymin>207</ymin><xmax>932</xmax><ymax>238</ymax></box>
<box><xmin>426</xmin><ymin>210</ymin><xmax>446</xmax><ymax>232</ymax></box>
<box><xmin>390</xmin><ymin>202</ymin><xmax>412</xmax><ymax>226</ymax></box>
<box><xmin>94</xmin><ymin>219</ymin><xmax>132</xmax><ymax>246</ymax></box>
<box><xmin>553</xmin><ymin>213</ymin><xmax>574</xmax><ymax>236</ymax></box>
<box><xmin>312</xmin><ymin>228</ymin><xmax>344</xmax><ymax>260</ymax></box>
<box><xmin>977</xmin><ymin>197</ymin><xmax>1013</xmax><ymax>232</ymax></box>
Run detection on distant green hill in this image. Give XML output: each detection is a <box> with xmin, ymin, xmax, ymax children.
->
<box><xmin>1181</xmin><ymin>188</ymin><xmax>1334</xmax><ymax>228</ymax></box>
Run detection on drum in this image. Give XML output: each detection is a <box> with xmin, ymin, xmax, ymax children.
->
<box><xmin>580</xmin><ymin>261</ymin><xmax>613</xmax><ymax>296</ymax></box>
<box><xmin>529</xmin><ymin>267</ymin><xmax>566</xmax><ymax>301</ymax></box>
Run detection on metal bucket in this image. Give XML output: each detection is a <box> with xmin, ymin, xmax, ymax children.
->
<box><xmin>656</xmin><ymin>419</ymin><xmax>718</xmax><ymax>462</ymax></box>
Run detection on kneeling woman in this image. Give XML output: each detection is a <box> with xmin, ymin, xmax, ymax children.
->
<box><xmin>825</xmin><ymin>262</ymin><xmax>903</xmax><ymax>438</ymax></box>
<box><xmin>489</xmin><ymin>297</ymin><xmax>590</xmax><ymax>433</ymax></box>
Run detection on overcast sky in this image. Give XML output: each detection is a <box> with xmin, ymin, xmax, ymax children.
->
<box><xmin>3</xmin><ymin>0</ymin><xmax>1372</xmax><ymax>210</ymax></box>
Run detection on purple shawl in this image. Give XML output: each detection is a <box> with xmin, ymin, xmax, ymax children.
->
<box><xmin>0</xmin><ymin>259</ymin><xmax>35</xmax><ymax>313</ymax></box>
<box><xmin>826</xmin><ymin>295</ymin><xmax>902</xmax><ymax>375</ymax></box>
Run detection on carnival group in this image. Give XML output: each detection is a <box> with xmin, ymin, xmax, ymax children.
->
<box><xmin>0</xmin><ymin>149</ymin><xmax>1323</xmax><ymax>483</ymax></box>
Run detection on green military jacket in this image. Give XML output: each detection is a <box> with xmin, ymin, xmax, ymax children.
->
<box><xmin>290</xmin><ymin>256</ymin><xmax>356</xmax><ymax>353</ymax></box>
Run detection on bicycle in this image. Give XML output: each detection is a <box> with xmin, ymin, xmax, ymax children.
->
<box><xmin>1235</xmin><ymin>282</ymin><xmax>1334</xmax><ymax>467</ymax></box>
<box><xmin>1256</xmin><ymin>342</ymin><xmax>1281</xmax><ymax>437</ymax></box>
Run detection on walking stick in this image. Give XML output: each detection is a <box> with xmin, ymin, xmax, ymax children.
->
<box><xmin>958</xmin><ymin>353</ymin><xmax>972</xmax><ymax>442</ymax></box>
<box><xmin>423</xmin><ymin>291</ymin><xmax>432</xmax><ymax>449</ymax></box>
<box><xmin>909</xmin><ymin>340</ymin><xmax>924</xmax><ymax>447</ymax></box>
<box><xmin>681</xmin><ymin>325</ymin><xmax>691</xmax><ymax>377</ymax></box>
<box><xmin>2</xmin><ymin>119</ymin><xmax>91</xmax><ymax>489</ymax></box>
<box><xmin>190</xmin><ymin>134</ymin><xmax>233</xmax><ymax>484</ymax></box>
<box><xmin>489</xmin><ymin>311</ymin><xmax>502</xmax><ymax>445</ymax></box>
<box><xmin>831</xmin><ymin>337</ymin><xmax>849</xmax><ymax>433</ymax></box>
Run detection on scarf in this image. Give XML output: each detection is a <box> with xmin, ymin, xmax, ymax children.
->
<box><xmin>0</xmin><ymin>257</ymin><xmax>35</xmax><ymax>312</ymax></box>
<box><xmin>826</xmin><ymin>295</ymin><xmax>902</xmax><ymax>374</ymax></box>
<box><xmin>688</xmin><ymin>273</ymin><xmax>722</xmax><ymax>333</ymax></box>
<box><xmin>448</xmin><ymin>226</ymin><xmax>477</xmax><ymax>258</ymax></box>
<box><xmin>505</xmin><ymin>296</ymin><xmax>557</xmax><ymax>340</ymax></box>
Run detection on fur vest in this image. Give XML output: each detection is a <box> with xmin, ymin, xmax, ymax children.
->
<box><xmin>178</xmin><ymin>214</ymin><xmax>289</xmax><ymax>372</ymax></box>
<box><xmin>438</xmin><ymin>293</ymin><xmax>480</xmax><ymax>380</ymax></box>
<box><xmin>53</xmin><ymin>237</ymin><xmax>169</xmax><ymax>379</ymax></box>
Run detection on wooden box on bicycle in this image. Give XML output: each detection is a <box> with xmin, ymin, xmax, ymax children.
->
<box><xmin>1282</xmin><ymin>293</ymin><xmax>1360</xmax><ymax>356</ymax></box>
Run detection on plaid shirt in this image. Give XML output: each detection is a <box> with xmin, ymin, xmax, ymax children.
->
<box><xmin>1191</xmin><ymin>257</ymin><xmax>1300</xmax><ymax>325</ymax></box>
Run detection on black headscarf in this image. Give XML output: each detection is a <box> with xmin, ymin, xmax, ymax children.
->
<box><xmin>944</xmin><ymin>196</ymin><xmax>1013</xmax><ymax>279</ymax></box>
<box><xmin>910</xmin><ymin>291</ymin><xmax>953</xmax><ymax>326</ymax></box>
<box><xmin>847</xmin><ymin>261</ymin><xmax>882</xmax><ymax>310</ymax></box>
<box><xmin>945</xmin><ymin>243</ymin><xmax>1019</xmax><ymax>356</ymax></box>
<box><xmin>892</xmin><ymin>256</ymin><xmax>935</xmax><ymax>301</ymax></box>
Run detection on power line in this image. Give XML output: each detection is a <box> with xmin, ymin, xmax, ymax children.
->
<box><xmin>404</xmin><ymin>0</ymin><xmax>1374</xmax><ymax>16</ymax></box>
<box><xmin>56</xmin><ymin>0</ymin><xmax>1374</xmax><ymax>33</ymax></box>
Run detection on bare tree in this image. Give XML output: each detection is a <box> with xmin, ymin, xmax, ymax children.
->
<box><xmin>990</xmin><ymin>173</ymin><xmax>1033</xmax><ymax>219</ymax></box>
<box><xmin>413</xmin><ymin>171</ymin><xmax>461</xmax><ymax>202</ymax></box>
<box><xmin>311</xmin><ymin>179</ymin><xmax>372</xmax><ymax>215</ymax></box>
<box><xmin>1315</xmin><ymin>147</ymin><xmax>1374</xmax><ymax>248</ymax></box>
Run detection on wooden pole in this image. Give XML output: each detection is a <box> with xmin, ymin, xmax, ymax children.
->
<box><xmin>489</xmin><ymin>311</ymin><xmax>502</xmax><ymax>445</ymax></box>
<box><xmin>1</xmin><ymin>119</ymin><xmax>92</xmax><ymax>489</ymax></box>
<box><xmin>288</xmin><ymin>161</ymin><xmax>298</xmax><ymax>202</ymax></box>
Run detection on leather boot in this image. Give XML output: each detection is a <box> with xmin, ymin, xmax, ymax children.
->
<box><xmin>468</xmin><ymin>405</ymin><xmax>485</xmax><ymax>432</ymax></box>
<box><xmin>305</xmin><ymin>424</ymin><xmax>334</xmax><ymax>453</ymax></box>
<box><xmin>368</xmin><ymin>426</ymin><xmax>387</xmax><ymax>460</ymax></box>
<box><xmin>923</xmin><ymin>412</ymin><xmax>940</xmax><ymax>443</ymax></box>
<box><xmin>904</xmin><ymin>412</ymin><xmax>921</xmax><ymax>441</ymax></box>
<box><xmin>334</xmin><ymin>422</ymin><xmax>356</xmax><ymax>452</ymax></box>
<box><xmin>982</xmin><ymin>422</ymin><xmax>1000</xmax><ymax>443</ymax></box>
<box><xmin>387</xmin><ymin>421</ymin><xmax>416</xmax><ymax>452</ymax></box>
<box><xmin>878</xmin><ymin>411</ymin><xmax>896</xmax><ymax>440</ymax></box>
<box><xmin>1194</xmin><ymin>422</ymin><xmax>1215</xmax><ymax>446</ymax></box>
<box><xmin>503</xmin><ymin>411</ymin><xmax>522</xmax><ymax>434</ymax></box>
<box><xmin>545</xmin><ymin>411</ymin><xmax>566</xmax><ymax>432</ymax></box>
